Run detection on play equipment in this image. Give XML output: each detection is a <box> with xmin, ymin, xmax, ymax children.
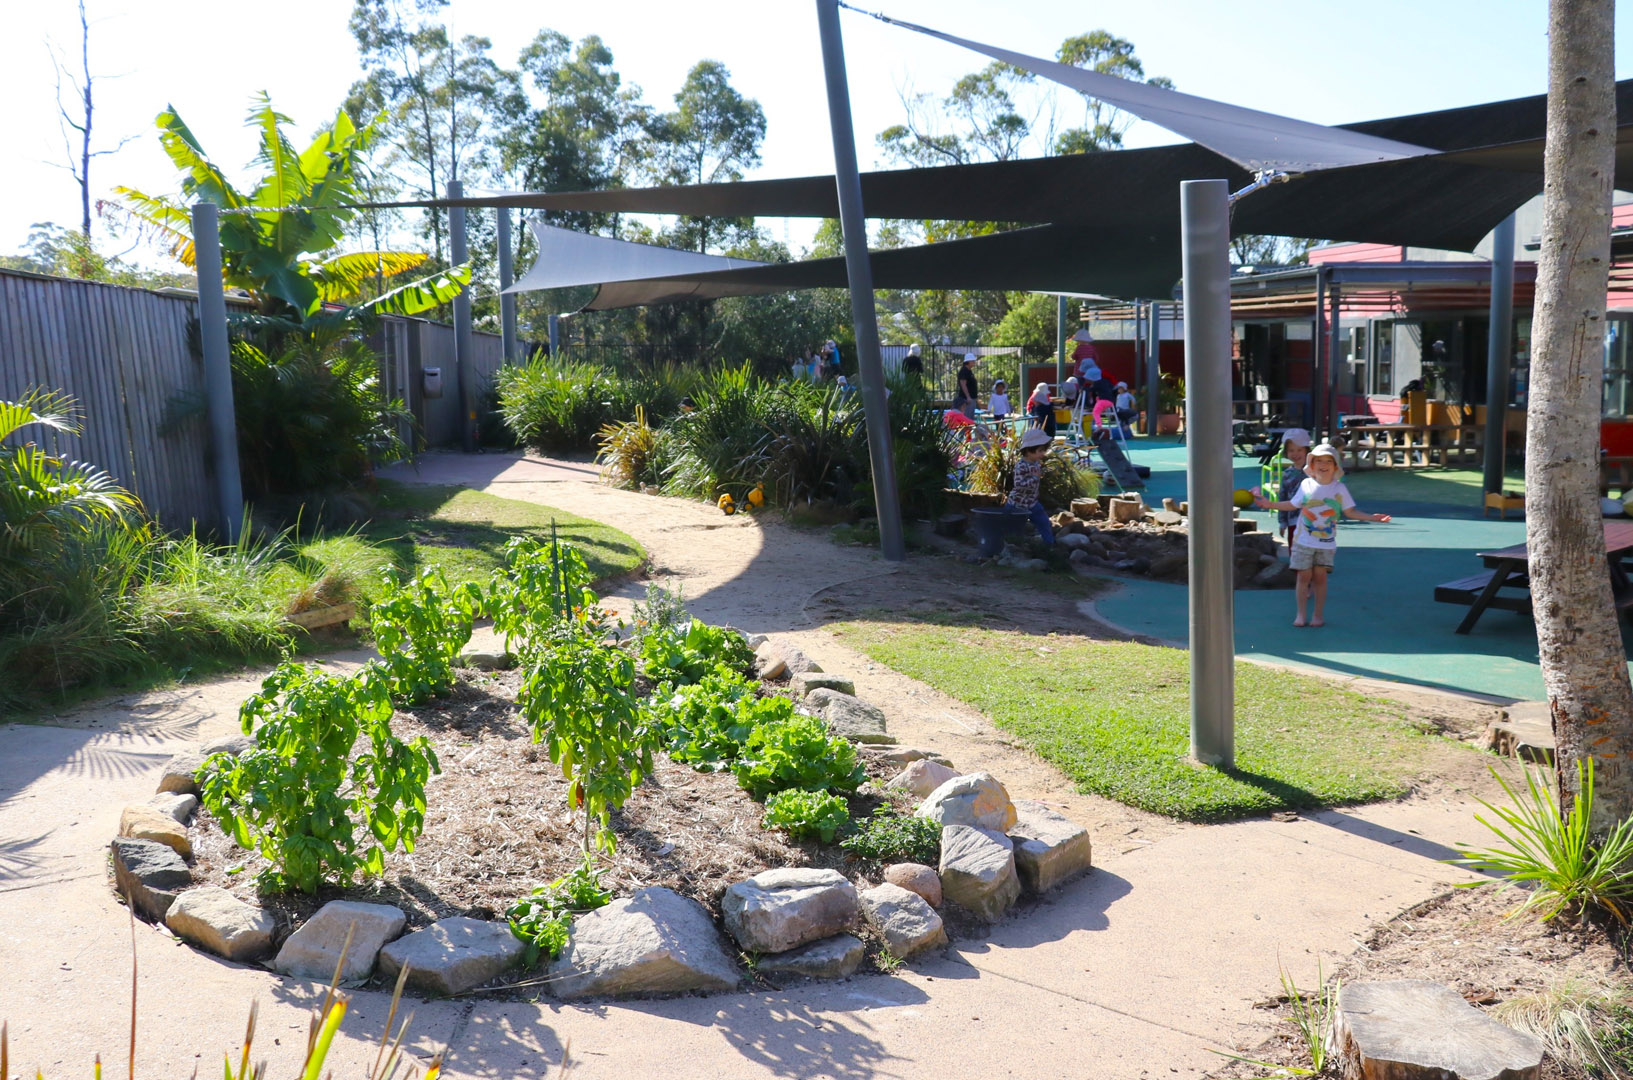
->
<box><xmin>718</xmin><ymin>493</ymin><xmax>736</xmax><ymax>515</ymax></box>
<box><xmin>1233</xmin><ymin>488</ymin><xmax>1255</xmax><ymax>509</ymax></box>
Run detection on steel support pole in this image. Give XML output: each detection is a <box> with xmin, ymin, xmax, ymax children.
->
<box><xmin>548</xmin><ymin>314</ymin><xmax>560</xmax><ymax>356</ymax></box>
<box><xmin>1146</xmin><ymin>300</ymin><xmax>1162</xmax><ymax>434</ymax></box>
<box><xmin>1056</xmin><ymin>294</ymin><xmax>1067</xmax><ymax>388</ymax></box>
<box><xmin>448</xmin><ymin>180</ymin><xmax>476</xmax><ymax>452</ymax></box>
<box><xmin>1327</xmin><ymin>282</ymin><xmax>1342</xmax><ymax>437</ymax></box>
<box><xmin>498</xmin><ymin>207</ymin><xmax>518</xmax><ymax>364</ymax></box>
<box><xmin>1483</xmin><ymin>215</ymin><xmax>1517</xmax><ymax>495</ymax></box>
<box><xmin>191</xmin><ymin>202</ymin><xmax>244</xmax><ymax>542</ymax></box>
<box><xmin>816</xmin><ymin>0</ymin><xmax>905</xmax><ymax>561</ymax></box>
<box><xmin>1180</xmin><ymin>180</ymin><xmax>1235</xmax><ymax>768</ymax></box>
<box><xmin>1312</xmin><ymin>268</ymin><xmax>1326</xmax><ymax>440</ymax></box>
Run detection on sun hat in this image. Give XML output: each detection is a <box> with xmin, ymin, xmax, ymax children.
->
<box><xmin>1306</xmin><ymin>442</ymin><xmax>1343</xmax><ymax>477</ymax></box>
<box><xmin>1115</xmin><ymin>381</ymin><xmax>1128</xmax><ymax>390</ymax></box>
<box><xmin>1282</xmin><ymin>428</ymin><xmax>1312</xmax><ymax>448</ymax></box>
<box><xmin>1020</xmin><ymin>427</ymin><xmax>1052</xmax><ymax>450</ymax></box>
<box><xmin>907</xmin><ymin>343</ymin><xmax>921</xmax><ymax>355</ymax></box>
<box><xmin>963</xmin><ymin>353</ymin><xmax>977</xmax><ymax>364</ymax></box>
<box><xmin>1071</xmin><ymin>329</ymin><xmax>1094</xmax><ymax>342</ymax></box>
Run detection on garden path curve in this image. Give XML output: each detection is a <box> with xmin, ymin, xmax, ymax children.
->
<box><xmin>0</xmin><ymin>450</ymin><xmax>1497</xmax><ymax>1080</ymax></box>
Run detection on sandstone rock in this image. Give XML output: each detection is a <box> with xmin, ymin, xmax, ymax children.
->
<box><xmin>548</xmin><ymin>887</ymin><xmax>739</xmax><ymax>999</ymax></box>
<box><xmin>1008</xmin><ymin>801</ymin><xmax>1093</xmax><ymax>894</ymax></box>
<box><xmin>155</xmin><ymin>749</ymin><xmax>207</xmax><ymax>796</ymax></box>
<box><xmin>458</xmin><ymin>651</ymin><xmax>513</xmax><ymax>671</ymax></box>
<box><xmin>1251</xmin><ymin>560</ymin><xmax>1290</xmax><ymax>587</ymax></box>
<box><xmin>200</xmin><ymin>734</ymin><xmax>256</xmax><ymax>758</ymax></box>
<box><xmin>754</xmin><ymin>641</ymin><xmax>820</xmax><ymax>681</ymax></box>
<box><xmin>804</xmin><ymin>688</ymin><xmax>894</xmax><ymax>745</ymax></box>
<box><xmin>378</xmin><ymin>917</ymin><xmax>525</xmax><ymax>996</ymax></box>
<box><xmin>858</xmin><ymin>883</ymin><xmax>946</xmax><ymax>960</ymax></box>
<box><xmin>273</xmin><ymin>901</ymin><xmax>406</xmax><ymax>984</ymax></box>
<box><xmin>886</xmin><ymin>759</ymin><xmax>961</xmax><ymax>798</ymax></box>
<box><xmin>1334</xmin><ymin>980</ymin><xmax>1545</xmax><ymax>1080</ymax></box>
<box><xmin>789</xmin><ymin>672</ymin><xmax>857</xmax><ymax>698</ymax></box>
<box><xmin>862</xmin><ymin>746</ymin><xmax>953</xmax><ymax>768</ymax></box>
<box><xmin>756</xmin><ymin>934</ymin><xmax>864</xmax><ymax>980</ymax></box>
<box><xmin>147</xmin><ymin>792</ymin><xmax>198</xmax><ymax>824</ymax></box>
<box><xmin>722</xmin><ymin>868</ymin><xmax>859</xmax><ymax>954</ymax></box>
<box><xmin>119</xmin><ymin>804</ymin><xmax>191</xmax><ymax>858</ymax></box>
<box><xmin>939</xmin><ymin>824</ymin><xmax>1021</xmax><ymax>923</ymax></box>
<box><xmin>743</xmin><ymin>633</ymin><xmax>769</xmax><ymax>649</ymax></box>
<box><xmin>918</xmin><ymin>772</ymin><xmax>1018</xmax><ymax>832</ymax></box>
<box><xmin>883</xmin><ymin>863</ymin><xmax>942</xmax><ymax>908</ymax></box>
<box><xmin>165</xmin><ymin>886</ymin><xmax>276</xmax><ymax>961</ymax></box>
<box><xmin>110</xmin><ymin>837</ymin><xmax>190</xmax><ymax>921</ymax></box>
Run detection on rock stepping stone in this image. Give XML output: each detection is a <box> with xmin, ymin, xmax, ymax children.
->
<box><xmin>756</xmin><ymin>934</ymin><xmax>865</xmax><ymax>980</ymax></box>
<box><xmin>378</xmin><ymin>917</ymin><xmax>526</xmax><ymax>996</ymax></box>
<box><xmin>939</xmin><ymin>824</ymin><xmax>1021</xmax><ymax>923</ymax></box>
<box><xmin>155</xmin><ymin>749</ymin><xmax>208</xmax><ymax>796</ymax></box>
<box><xmin>119</xmin><ymin>804</ymin><xmax>191</xmax><ymax>858</ymax></box>
<box><xmin>1008</xmin><ymin>800</ymin><xmax>1093</xmax><ymax>894</ymax></box>
<box><xmin>165</xmin><ymin>886</ymin><xmax>276</xmax><ymax>962</ymax></box>
<box><xmin>548</xmin><ymin>886</ymin><xmax>739</xmax><ymax>999</ymax></box>
<box><xmin>883</xmin><ymin>863</ymin><xmax>942</xmax><ymax>908</ymax></box>
<box><xmin>864</xmin><ymin>746</ymin><xmax>953</xmax><ymax>768</ymax></box>
<box><xmin>803</xmin><ymin>688</ymin><xmax>896</xmax><ymax>745</ymax></box>
<box><xmin>722</xmin><ymin>868</ymin><xmax>859</xmax><ymax>954</ymax></box>
<box><xmin>200</xmin><ymin>734</ymin><xmax>256</xmax><ymax>758</ymax></box>
<box><xmin>458</xmin><ymin>651</ymin><xmax>514</xmax><ymax>671</ymax></box>
<box><xmin>858</xmin><ymin>883</ymin><xmax>946</xmax><ymax>960</ymax></box>
<box><xmin>754</xmin><ymin>641</ymin><xmax>821</xmax><ymax>681</ymax></box>
<box><xmin>1334</xmin><ymin>980</ymin><xmax>1545</xmax><ymax>1080</ymax></box>
<box><xmin>111</xmin><ymin>837</ymin><xmax>190</xmax><ymax>922</ymax></box>
<box><xmin>789</xmin><ymin>672</ymin><xmax>856</xmax><ymax>698</ymax></box>
<box><xmin>918</xmin><ymin>772</ymin><xmax>1018</xmax><ymax>832</ymax></box>
<box><xmin>273</xmin><ymin>900</ymin><xmax>406</xmax><ymax>984</ymax></box>
<box><xmin>147</xmin><ymin>792</ymin><xmax>198</xmax><ymax>824</ymax></box>
<box><xmin>887</xmin><ymin>758</ymin><xmax>960</xmax><ymax>798</ymax></box>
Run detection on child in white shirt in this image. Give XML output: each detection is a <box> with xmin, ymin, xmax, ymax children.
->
<box><xmin>989</xmin><ymin>380</ymin><xmax>1012</xmax><ymax>420</ymax></box>
<box><xmin>1253</xmin><ymin>443</ymin><xmax>1391</xmax><ymax>627</ymax></box>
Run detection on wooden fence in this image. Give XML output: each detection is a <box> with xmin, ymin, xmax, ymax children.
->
<box><xmin>0</xmin><ymin>268</ymin><xmax>505</xmax><ymax>535</ymax></box>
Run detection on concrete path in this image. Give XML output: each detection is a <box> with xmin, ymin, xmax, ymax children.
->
<box><xmin>0</xmin><ymin>451</ymin><xmax>1499</xmax><ymax>1080</ymax></box>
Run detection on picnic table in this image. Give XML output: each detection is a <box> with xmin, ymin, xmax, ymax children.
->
<box><xmin>1434</xmin><ymin>520</ymin><xmax>1633</xmax><ymax>634</ymax></box>
<box><xmin>1337</xmin><ymin>424</ymin><xmax>1482</xmax><ymax>470</ymax></box>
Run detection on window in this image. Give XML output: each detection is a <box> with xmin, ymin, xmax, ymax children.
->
<box><xmin>1606</xmin><ymin>318</ymin><xmax>1633</xmax><ymax>418</ymax></box>
<box><xmin>1371</xmin><ymin>320</ymin><xmax>1394</xmax><ymax>395</ymax></box>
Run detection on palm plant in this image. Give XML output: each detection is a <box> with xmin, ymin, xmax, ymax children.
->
<box><xmin>115</xmin><ymin>96</ymin><xmax>468</xmax><ymax>326</ymax></box>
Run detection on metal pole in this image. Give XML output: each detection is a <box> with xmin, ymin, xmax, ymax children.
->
<box><xmin>1181</xmin><ymin>180</ymin><xmax>1235</xmax><ymax>768</ymax></box>
<box><xmin>1327</xmin><ymin>282</ymin><xmax>1343</xmax><ymax>438</ymax></box>
<box><xmin>190</xmin><ymin>202</ymin><xmax>244</xmax><ymax>542</ymax></box>
<box><xmin>815</xmin><ymin>0</ymin><xmax>905</xmax><ymax>561</ymax></box>
<box><xmin>498</xmin><ymin>207</ymin><xmax>518</xmax><ymax>365</ymax></box>
<box><xmin>1056</xmin><ymin>294</ymin><xmax>1067</xmax><ymax>388</ymax></box>
<box><xmin>1146</xmin><ymin>300</ymin><xmax>1162</xmax><ymax>434</ymax></box>
<box><xmin>448</xmin><ymin>180</ymin><xmax>476</xmax><ymax>452</ymax></box>
<box><xmin>1312</xmin><ymin>268</ymin><xmax>1326</xmax><ymax>441</ymax></box>
<box><xmin>1483</xmin><ymin>214</ymin><xmax>1517</xmax><ymax>495</ymax></box>
<box><xmin>548</xmin><ymin>314</ymin><xmax>560</xmax><ymax>357</ymax></box>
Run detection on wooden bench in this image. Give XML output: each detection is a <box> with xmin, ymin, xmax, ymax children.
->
<box><xmin>1434</xmin><ymin>571</ymin><xmax>1531</xmax><ymax>613</ymax></box>
<box><xmin>1337</xmin><ymin>424</ymin><xmax>1482</xmax><ymax>470</ymax></box>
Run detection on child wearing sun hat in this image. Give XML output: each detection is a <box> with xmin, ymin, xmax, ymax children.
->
<box><xmin>1253</xmin><ymin>442</ymin><xmax>1391</xmax><ymax>627</ymax></box>
<box><xmin>1006</xmin><ymin>427</ymin><xmax>1057</xmax><ymax>547</ymax></box>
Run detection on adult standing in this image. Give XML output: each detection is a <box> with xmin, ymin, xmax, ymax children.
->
<box><xmin>903</xmin><ymin>343</ymin><xmax>924</xmax><ymax>376</ymax></box>
<box><xmin>1070</xmin><ymin>329</ymin><xmax>1101</xmax><ymax>383</ymax></box>
<box><xmin>955</xmin><ymin>353</ymin><xmax>981</xmax><ymax>418</ymax></box>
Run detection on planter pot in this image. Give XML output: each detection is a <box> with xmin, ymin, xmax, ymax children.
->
<box><xmin>968</xmin><ymin>507</ymin><xmax>1027</xmax><ymax>558</ymax></box>
<box><xmin>1157</xmin><ymin>413</ymin><xmax>1183</xmax><ymax>435</ymax></box>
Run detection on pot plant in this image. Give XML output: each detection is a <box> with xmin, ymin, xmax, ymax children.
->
<box><xmin>1157</xmin><ymin>374</ymin><xmax>1185</xmax><ymax>435</ymax></box>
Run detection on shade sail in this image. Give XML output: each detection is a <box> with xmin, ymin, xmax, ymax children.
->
<box><xmin>859</xmin><ymin>12</ymin><xmax>1432</xmax><ymax>173</ymax></box>
<box><xmin>503</xmin><ymin>224</ymin><xmax>764</xmax><ymax>294</ymax></box>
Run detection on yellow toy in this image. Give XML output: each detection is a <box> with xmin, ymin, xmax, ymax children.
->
<box><xmin>747</xmin><ymin>483</ymin><xmax>765</xmax><ymax>508</ymax></box>
<box><xmin>717</xmin><ymin>493</ymin><xmax>737</xmax><ymax>515</ymax></box>
<box><xmin>1232</xmin><ymin>488</ymin><xmax>1255</xmax><ymax>509</ymax></box>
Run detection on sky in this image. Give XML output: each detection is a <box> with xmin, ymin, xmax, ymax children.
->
<box><xmin>6</xmin><ymin>0</ymin><xmax>1633</xmax><ymax>268</ymax></box>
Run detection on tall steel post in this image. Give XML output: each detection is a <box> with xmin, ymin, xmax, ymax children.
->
<box><xmin>1146</xmin><ymin>300</ymin><xmax>1162</xmax><ymax>434</ymax></box>
<box><xmin>498</xmin><ymin>207</ymin><xmax>518</xmax><ymax>364</ymax></box>
<box><xmin>1056</xmin><ymin>294</ymin><xmax>1067</xmax><ymax>388</ymax></box>
<box><xmin>1180</xmin><ymin>180</ymin><xmax>1235</xmax><ymax>768</ymax></box>
<box><xmin>815</xmin><ymin>0</ymin><xmax>905</xmax><ymax>561</ymax></box>
<box><xmin>448</xmin><ymin>180</ymin><xmax>476</xmax><ymax>452</ymax></box>
<box><xmin>1312</xmin><ymin>268</ymin><xmax>1327</xmax><ymax>440</ymax></box>
<box><xmin>548</xmin><ymin>314</ymin><xmax>560</xmax><ymax>356</ymax></box>
<box><xmin>1327</xmin><ymin>282</ymin><xmax>1343</xmax><ymax>437</ymax></box>
<box><xmin>1483</xmin><ymin>215</ymin><xmax>1517</xmax><ymax>495</ymax></box>
<box><xmin>191</xmin><ymin>202</ymin><xmax>244</xmax><ymax>541</ymax></box>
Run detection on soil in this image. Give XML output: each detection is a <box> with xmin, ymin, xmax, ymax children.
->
<box><xmin>1208</xmin><ymin>884</ymin><xmax>1632</xmax><ymax>1080</ymax></box>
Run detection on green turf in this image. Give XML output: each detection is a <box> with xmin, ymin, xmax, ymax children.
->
<box><xmin>299</xmin><ymin>482</ymin><xmax>646</xmax><ymax>595</ymax></box>
<box><xmin>833</xmin><ymin>617</ymin><xmax>1466</xmax><ymax>821</ymax></box>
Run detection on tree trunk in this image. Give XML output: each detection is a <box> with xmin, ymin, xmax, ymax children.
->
<box><xmin>1527</xmin><ymin>0</ymin><xmax>1631</xmax><ymax>830</ymax></box>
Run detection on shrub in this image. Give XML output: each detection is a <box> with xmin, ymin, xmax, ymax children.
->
<box><xmin>497</xmin><ymin>353</ymin><xmax>698</xmax><ymax>453</ymax></box>
<box><xmin>1493</xmin><ymin>976</ymin><xmax>1633</xmax><ymax>1079</ymax></box>
<box><xmin>517</xmin><ymin>606</ymin><xmax>655</xmax><ymax>853</ymax></box>
<box><xmin>200</xmin><ymin>661</ymin><xmax>440</xmax><ymax>893</ymax></box>
<box><xmin>734</xmin><ymin>713</ymin><xmax>865</xmax><ymax>800</ymax></box>
<box><xmin>595</xmin><ymin>406</ymin><xmax>662</xmax><ymax>489</ymax></box>
<box><xmin>638</xmin><ymin>617</ymin><xmax>754</xmax><ymax>685</ymax></box>
<box><xmin>660</xmin><ymin>365</ymin><xmax>773</xmax><ymax>498</ymax></box>
<box><xmin>507</xmin><ymin>854</ymin><xmax>615</xmax><ymax>966</ymax></box>
<box><xmin>1450</xmin><ymin>758</ymin><xmax>1633</xmax><ymax>923</ymax></box>
<box><xmin>757</xmin><ymin>383</ymin><xmax>865</xmax><ymax>507</ymax></box>
<box><xmin>840</xmin><ymin>806</ymin><xmax>943</xmax><ymax>864</ymax></box>
<box><xmin>484</xmin><ymin>532</ymin><xmax>598</xmax><ymax>661</ymax></box>
<box><xmin>370</xmin><ymin>568</ymin><xmax>482</xmax><ymax>704</ymax></box>
<box><xmin>966</xmin><ymin>435</ymin><xmax>1100</xmax><ymax>509</ymax></box>
<box><xmin>630</xmin><ymin>580</ymin><xmax>690</xmax><ymax>642</ymax></box>
<box><xmin>762</xmin><ymin>788</ymin><xmax>851</xmax><ymax>843</ymax></box>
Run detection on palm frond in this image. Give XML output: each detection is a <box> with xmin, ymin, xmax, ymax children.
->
<box><xmin>307</xmin><ymin>252</ymin><xmax>429</xmax><ymax>302</ymax></box>
<box><xmin>360</xmin><ymin>263</ymin><xmax>471</xmax><ymax>316</ymax></box>
<box><xmin>0</xmin><ymin>389</ymin><xmax>80</xmax><ymax>444</ymax></box>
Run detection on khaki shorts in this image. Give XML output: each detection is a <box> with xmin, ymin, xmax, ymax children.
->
<box><xmin>1289</xmin><ymin>544</ymin><xmax>1335</xmax><ymax>571</ymax></box>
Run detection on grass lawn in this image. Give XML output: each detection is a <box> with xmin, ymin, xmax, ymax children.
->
<box><xmin>299</xmin><ymin>482</ymin><xmax>645</xmax><ymax>596</ymax></box>
<box><xmin>833</xmin><ymin>616</ymin><xmax>1467</xmax><ymax>821</ymax></box>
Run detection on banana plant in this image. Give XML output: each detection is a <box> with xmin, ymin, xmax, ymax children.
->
<box><xmin>115</xmin><ymin>95</ymin><xmax>469</xmax><ymax>323</ymax></box>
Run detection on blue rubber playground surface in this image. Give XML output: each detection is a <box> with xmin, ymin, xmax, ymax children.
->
<box><xmin>1090</xmin><ymin>437</ymin><xmax>1633</xmax><ymax>702</ymax></box>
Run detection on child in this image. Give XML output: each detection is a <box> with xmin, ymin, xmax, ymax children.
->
<box><xmin>1253</xmin><ymin>442</ymin><xmax>1390</xmax><ymax>627</ymax></box>
<box><xmin>989</xmin><ymin>380</ymin><xmax>1012</xmax><ymax>420</ymax></box>
<box><xmin>1006</xmin><ymin>427</ymin><xmax>1056</xmax><ymax>547</ymax></box>
<box><xmin>1027</xmin><ymin>381</ymin><xmax>1056</xmax><ymax>436</ymax></box>
<box><xmin>1273</xmin><ymin>428</ymin><xmax>1311</xmax><ymax>544</ymax></box>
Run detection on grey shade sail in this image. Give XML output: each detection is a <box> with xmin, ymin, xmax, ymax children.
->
<box><xmin>503</xmin><ymin>223</ymin><xmax>765</xmax><ymax>294</ymax></box>
<box><xmin>859</xmin><ymin>11</ymin><xmax>1432</xmax><ymax>173</ymax></box>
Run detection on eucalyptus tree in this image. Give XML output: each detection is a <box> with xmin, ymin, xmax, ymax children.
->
<box><xmin>645</xmin><ymin>60</ymin><xmax>767</xmax><ymax>255</ymax></box>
